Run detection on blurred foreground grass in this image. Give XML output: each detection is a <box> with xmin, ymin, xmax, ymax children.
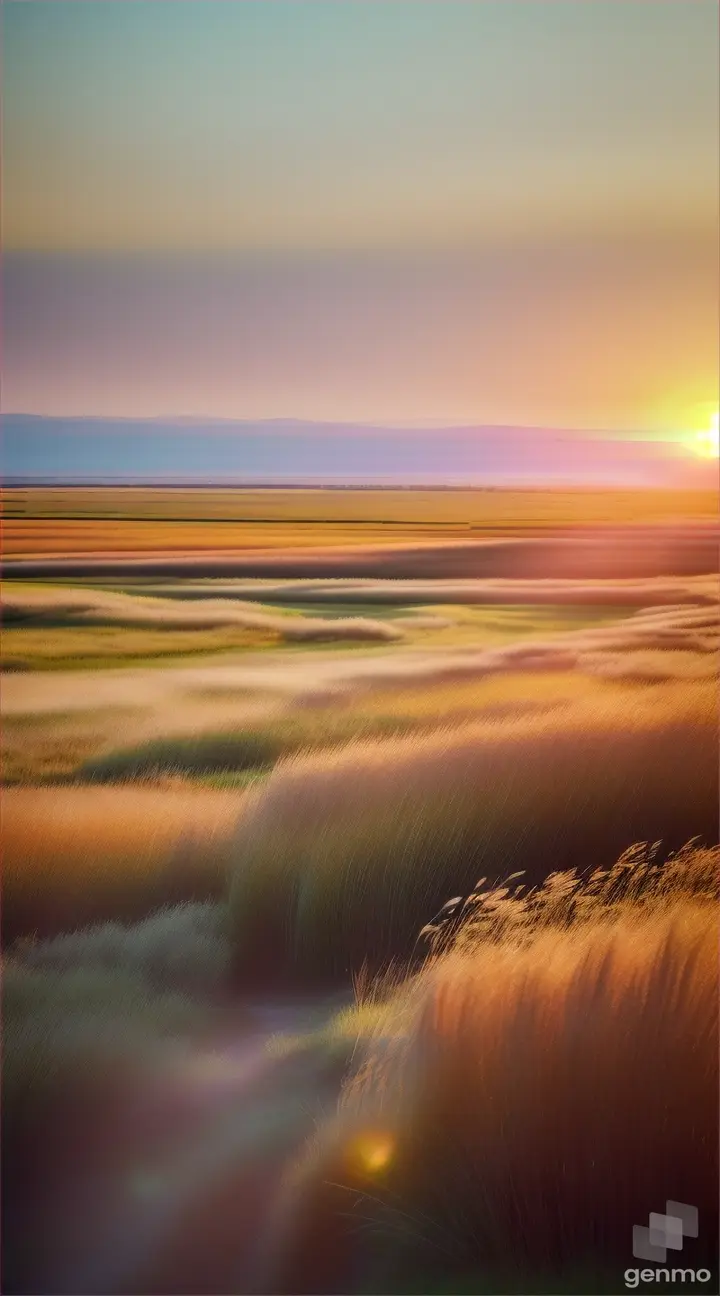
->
<box><xmin>1</xmin><ymin>786</ymin><xmax>239</xmax><ymax>941</ymax></box>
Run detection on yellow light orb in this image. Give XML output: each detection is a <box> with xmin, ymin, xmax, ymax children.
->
<box><xmin>349</xmin><ymin>1130</ymin><xmax>396</xmax><ymax>1175</ymax></box>
<box><xmin>694</xmin><ymin>409</ymin><xmax>719</xmax><ymax>458</ymax></box>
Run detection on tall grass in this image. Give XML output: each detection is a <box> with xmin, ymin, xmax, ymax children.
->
<box><xmin>78</xmin><ymin>712</ymin><xmax>451</xmax><ymax>782</ymax></box>
<box><xmin>261</xmin><ymin>847</ymin><xmax>718</xmax><ymax>1295</ymax></box>
<box><xmin>228</xmin><ymin>685</ymin><xmax>718</xmax><ymax>984</ymax></box>
<box><xmin>2</xmin><ymin>786</ymin><xmax>238</xmax><ymax>941</ymax></box>
<box><xmin>11</xmin><ymin>901</ymin><xmax>232</xmax><ymax>997</ymax></box>
<box><xmin>417</xmin><ymin>839</ymin><xmax>720</xmax><ymax>957</ymax></box>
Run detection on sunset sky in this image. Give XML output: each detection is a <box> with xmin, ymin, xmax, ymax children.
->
<box><xmin>3</xmin><ymin>1</ymin><xmax>718</xmax><ymax>457</ymax></box>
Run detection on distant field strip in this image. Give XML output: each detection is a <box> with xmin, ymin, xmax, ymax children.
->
<box><xmin>0</xmin><ymin>587</ymin><xmax>405</xmax><ymax>670</ymax></box>
<box><xmin>126</xmin><ymin>573</ymin><xmax>720</xmax><ymax>607</ymax></box>
<box><xmin>5</xmin><ymin>526</ymin><xmax>718</xmax><ymax>579</ymax></box>
<box><xmin>4</xmin><ymin>486</ymin><xmax>717</xmax><ymax>525</ymax></box>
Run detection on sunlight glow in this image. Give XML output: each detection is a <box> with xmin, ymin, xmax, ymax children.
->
<box><xmin>694</xmin><ymin>410</ymin><xmax>719</xmax><ymax>458</ymax></box>
<box><xmin>350</xmin><ymin>1131</ymin><xmax>396</xmax><ymax>1175</ymax></box>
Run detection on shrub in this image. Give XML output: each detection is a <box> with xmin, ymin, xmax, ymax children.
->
<box><xmin>11</xmin><ymin>902</ymin><xmax>232</xmax><ymax>998</ymax></box>
<box><xmin>2</xmin><ymin>960</ymin><xmax>202</xmax><ymax>1112</ymax></box>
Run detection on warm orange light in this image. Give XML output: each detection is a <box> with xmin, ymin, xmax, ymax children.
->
<box><xmin>349</xmin><ymin>1130</ymin><xmax>396</xmax><ymax>1175</ymax></box>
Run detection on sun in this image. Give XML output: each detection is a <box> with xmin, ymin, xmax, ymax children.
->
<box><xmin>694</xmin><ymin>410</ymin><xmax>719</xmax><ymax>458</ymax></box>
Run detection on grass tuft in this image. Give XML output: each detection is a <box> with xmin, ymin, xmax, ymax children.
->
<box><xmin>227</xmin><ymin>687</ymin><xmax>718</xmax><ymax>984</ymax></box>
<box><xmin>261</xmin><ymin>845</ymin><xmax>718</xmax><ymax>1294</ymax></box>
<box><xmin>76</xmin><ymin>712</ymin><xmax>444</xmax><ymax>783</ymax></box>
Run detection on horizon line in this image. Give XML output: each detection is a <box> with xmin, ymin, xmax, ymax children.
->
<box><xmin>1</xmin><ymin>413</ymin><xmax>691</xmax><ymax>440</ymax></box>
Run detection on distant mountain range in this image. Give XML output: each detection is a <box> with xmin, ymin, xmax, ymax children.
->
<box><xmin>2</xmin><ymin>415</ymin><xmax>714</xmax><ymax>487</ymax></box>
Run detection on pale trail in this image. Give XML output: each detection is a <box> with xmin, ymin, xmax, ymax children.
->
<box><xmin>23</xmin><ymin>998</ymin><xmax>346</xmax><ymax>1296</ymax></box>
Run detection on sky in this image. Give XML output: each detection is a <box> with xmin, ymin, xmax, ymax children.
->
<box><xmin>2</xmin><ymin>0</ymin><xmax>719</xmax><ymax>472</ymax></box>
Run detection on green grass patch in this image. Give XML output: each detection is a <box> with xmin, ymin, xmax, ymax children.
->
<box><xmin>76</xmin><ymin>712</ymin><xmax>444</xmax><ymax>783</ymax></box>
<box><xmin>0</xmin><ymin>623</ymin><xmax>280</xmax><ymax>671</ymax></box>
<box><xmin>2</xmin><ymin>959</ymin><xmax>203</xmax><ymax>1118</ymax></box>
<box><xmin>1</xmin><ymin>706</ymin><xmax>143</xmax><ymax>784</ymax></box>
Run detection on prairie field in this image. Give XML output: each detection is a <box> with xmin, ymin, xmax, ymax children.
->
<box><xmin>6</xmin><ymin>0</ymin><xmax>719</xmax><ymax>1290</ymax></box>
<box><xmin>1</xmin><ymin>486</ymin><xmax>718</xmax><ymax>1295</ymax></box>
<box><xmin>4</xmin><ymin>484</ymin><xmax>717</xmax><ymax>528</ymax></box>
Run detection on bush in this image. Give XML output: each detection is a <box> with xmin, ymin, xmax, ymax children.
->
<box><xmin>11</xmin><ymin>902</ymin><xmax>232</xmax><ymax>998</ymax></box>
<box><xmin>2</xmin><ymin>960</ymin><xmax>202</xmax><ymax>1112</ymax></box>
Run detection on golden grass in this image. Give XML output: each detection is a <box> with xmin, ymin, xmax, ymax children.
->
<box><xmin>2</xmin><ymin>786</ymin><xmax>240</xmax><ymax>940</ymax></box>
<box><xmin>355</xmin><ymin>667</ymin><xmax>605</xmax><ymax>721</ymax></box>
<box><xmin>228</xmin><ymin>680</ymin><xmax>718</xmax><ymax>981</ymax></box>
<box><xmin>1</xmin><ymin>691</ymin><xmax>291</xmax><ymax>782</ymax></box>
<box><xmin>263</xmin><ymin>848</ymin><xmax>718</xmax><ymax>1293</ymax></box>
<box><xmin>1</xmin><ymin>520</ymin><xmax>437</xmax><ymax>557</ymax></box>
<box><xmin>0</xmin><ymin>624</ymin><xmax>280</xmax><ymax>671</ymax></box>
<box><xmin>2</xmin><ymin>584</ymin><xmax>715</xmax><ymax>783</ymax></box>
<box><xmin>0</xmin><ymin>672</ymin><xmax>617</xmax><ymax>786</ymax></box>
<box><xmin>355</xmin><ymin>655</ymin><xmax>718</xmax><ymax>720</ymax></box>
<box><xmin>3</xmin><ymin>485</ymin><xmax>717</xmax><ymax>565</ymax></box>
<box><xmin>0</xmin><ymin>585</ymin><xmax>405</xmax><ymax>666</ymax></box>
<box><xmin>1</xmin><ymin>707</ymin><xmax>143</xmax><ymax>782</ymax></box>
<box><xmin>3</xmin><ymin>486</ymin><xmax>717</xmax><ymax>529</ymax></box>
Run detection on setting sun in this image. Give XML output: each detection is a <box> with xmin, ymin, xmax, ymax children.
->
<box><xmin>694</xmin><ymin>410</ymin><xmax>719</xmax><ymax>458</ymax></box>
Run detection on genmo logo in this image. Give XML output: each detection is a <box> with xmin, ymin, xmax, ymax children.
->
<box><xmin>625</xmin><ymin>1269</ymin><xmax>712</xmax><ymax>1289</ymax></box>
<box><xmin>624</xmin><ymin>1200</ymin><xmax>712</xmax><ymax>1288</ymax></box>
